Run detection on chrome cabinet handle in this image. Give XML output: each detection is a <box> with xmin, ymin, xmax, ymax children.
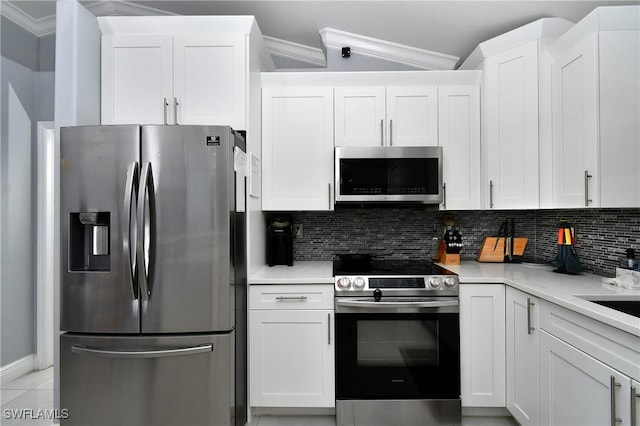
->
<box><xmin>632</xmin><ymin>386</ymin><xmax>638</xmax><ymax>426</ymax></box>
<box><xmin>389</xmin><ymin>119</ymin><xmax>393</xmax><ymax>145</ymax></box>
<box><xmin>137</xmin><ymin>162</ymin><xmax>155</xmax><ymax>301</ymax></box>
<box><xmin>585</xmin><ymin>170</ymin><xmax>593</xmax><ymax>206</ymax></box>
<box><xmin>443</xmin><ymin>182</ymin><xmax>447</xmax><ymax>210</ymax></box>
<box><xmin>489</xmin><ymin>180</ymin><xmax>494</xmax><ymax>208</ymax></box>
<box><xmin>71</xmin><ymin>344</ymin><xmax>212</xmax><ymax>359</ymax></box>
<box><xmin>380</xmin><ymin>119</ymin><xmax>384</xmax><ymax>146</ymax></box>
<box><xmin>163</xmin><ymin>98</ymin><xmax>168</xmax><ymax>125</ymax></box>
<box><xmin>174</xmin><ymin>97</ymin><xmax>179</xmax><ymax>125</ymax></box>
<box><xmin>328</xmin><ymin>183</ymin><xmax>332</xmax><ymax>209</ymax></box>
<box><xmin>123</xmin><ymin>162</ymin><xmax>139</xmax><ymax>300</ymax></box>
<box><xmin>328</xmin><ymin>313</ymin><xmax>331</xmax><ymax>345</ymax></box>
<box><xmin>611</xmin><ymin>376</ymin><xmax>623</xmax><ymax>425</ymax></box>
<box><xmin>275</xmin><ymin>296</ymin><xmax>308</xmax><ymax>302</ymax></box>
<box><xmin>527</xmin><ymin>298</ymin><xmax>535</xmax><ymax>335</ymax></box>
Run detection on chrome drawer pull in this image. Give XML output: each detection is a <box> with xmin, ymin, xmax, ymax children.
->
<box><xmin>275</xmin><ymin>296</ymin><xmax>308</xmax><ymax>302</ymax></box>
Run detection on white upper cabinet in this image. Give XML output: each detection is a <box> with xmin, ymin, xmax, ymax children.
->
<box><xmin>99</xmin><ymin>16</ymin><xmax>272</xmax><ymax>129</ymax></box>
<box><xmin>438</xmin><ymin>85</ymin><xmax>481</xmax><ymax>210</ymax></box>
<box><xmin>386</xmin><ymin>86</ymin><xmax>438</xmax><ymax>146</ymax></box>
<box><xmin>334</xmin><ymin>85</ymin><xmax>438</xmax><ymax>147</ymax></box>
<box><xmin>101</xmin><ymin>35</ymin><xmax>173</xmax><ymax>125</ymax></box>
<box><xmin>261</xmin><ymin>86</ymin><xmax>335</xmax><ymax>211</ymax></box>
<box><xmin>460</xmin><ymin>18</ymin><xmax>574</xmax><ymax>210</ymax></box>
<box><xmin>484</xmin><ymin>41</ymin><xmax>540</xmax><ymax>209</ymax></box>
<box><xmin>172</xmin><ymin>35</ymin><xmax>245</xmax><ymax>126</ymax></box>
<box><xmin>334</xmin><ymin>87</ymin><xmax>386</xmax><ymax>147</ymax></box>
<box><xmin>549</xmin><ymin>6</ymin><xmax>640</xmax><ymax>208</ymax></box>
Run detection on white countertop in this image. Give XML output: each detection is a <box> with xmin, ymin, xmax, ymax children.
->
<box><xmin>249</xmin><ymin>261</ymin><xmax>334</xmax><ymax>284</ymax></box>
<box><xmin>442</xmin><ymin>261</ymin><xmax>640</xmax><ymax>337</ymax></box>
<box><xmin>249</xmin><ymin>259</ymin><xmax>640</xmax><ymax>337</ymax></box>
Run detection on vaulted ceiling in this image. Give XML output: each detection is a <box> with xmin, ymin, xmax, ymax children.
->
<box><xmin>3</xmin><ymin>0</ymin><xmax>638</xmax><ymax>66</ymax></box>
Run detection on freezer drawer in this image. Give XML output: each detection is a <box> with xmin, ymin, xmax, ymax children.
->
<box><xmin>61</xmin><ymin>333</ymin><xmax>234</xmax><ymax>426</ymax></box>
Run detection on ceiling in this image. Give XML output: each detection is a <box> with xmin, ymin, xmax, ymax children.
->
<box><xmin>4</xmin><ymin>0</ymin><xmax>639</xmax><ymax>64</ymax></box>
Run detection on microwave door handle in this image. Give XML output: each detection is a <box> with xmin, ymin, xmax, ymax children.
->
<box><xmin>380</xmin><ymin>120</ymin><xmax>384</xmax><ymax>146</ymax></box>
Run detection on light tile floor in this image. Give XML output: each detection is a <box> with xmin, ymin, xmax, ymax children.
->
<box><xmin>1</xmin><ymin>368</ymin><xmax>54</xmax><ymax>425</ymax></box>
<box><xmin>1</xmin><ymin>369</ymin><xmax>518</xmax><ymax>426</ymax></box>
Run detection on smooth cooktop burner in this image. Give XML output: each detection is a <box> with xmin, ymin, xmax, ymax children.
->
<box><xmin>333</xmin><ymin>259</ymin><xmax>456</xmax><ymax>277</ymax></box>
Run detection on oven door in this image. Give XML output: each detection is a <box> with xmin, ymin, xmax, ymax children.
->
<box><xmin>335</xmin><ymin>297</ymin><xmax>460</xmax><ymax>400</ymax></box>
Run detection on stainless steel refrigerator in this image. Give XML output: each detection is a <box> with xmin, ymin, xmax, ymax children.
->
<box><xmin>59</xmin><ymin>125</ymin><xmax>247</xmax><ymax>426</ymax></box>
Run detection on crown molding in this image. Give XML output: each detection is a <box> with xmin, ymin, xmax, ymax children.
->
<box><xmin>319</xmin><ymin>27</ymin><xmax>459</xmax><ymax>70</ymax></box>
<box><xmin>0</xmin><ymin>0</ymin><xmax>178</xmax><ymax>37</ymax></box>
<box><xmin>85</xmin><ymin>1</ymin><xmax>178</xmax><ymax>18</ymax></box>
<box><xmin>1</xmin><ymin>1</ymin><xmax>57</xmax><ymax>37</ymax></box>
<box><xmin>263</xmin><ymin>36</ymin><xmax>326</xmax><ymax>67</ymax></box>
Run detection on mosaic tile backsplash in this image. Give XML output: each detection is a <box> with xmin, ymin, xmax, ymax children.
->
<box><xmin>275</xmin><ymin>206</ymin><xmax>640</xmax><ymax>276</ymax></box>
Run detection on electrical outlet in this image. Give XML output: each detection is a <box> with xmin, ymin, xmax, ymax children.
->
<box><xmin>293</xmin><ymin>224</ymin><xmax>303</xmax><ymax>239</ymax></box>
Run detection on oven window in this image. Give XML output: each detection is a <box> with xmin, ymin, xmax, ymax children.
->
<box><xmin>357</xmin><ymin>320</ymin><xmax>438</xmax><ymax>367</ymax></box>
<box><xmin>336</xmin><ymin>312</ymin><xmax>460</xmax><ymax>400</ymax></box>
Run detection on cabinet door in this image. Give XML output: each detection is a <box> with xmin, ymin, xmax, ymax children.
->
<box><xmin>386</xmin><ymin>86</ymin><xmax>438</xmax><ymax>146</ymax></box>
<box><xmin>173</xmin><ymin>35</ymin><xmax>245</xmax><ymax>128</ymax></box>
<box><xmin>438</xmin><ymin>86</ymin><xmax>481</xmax><ymax>210</ymax></box>
<box><xmin>249</xmin><ymin>309</ymin><xmax>335</xmax><ymax>407</ymax></box>
<box><xmin>334</xmin><ymin>87</ymin><xmax>386</xmax><ymax>147</ymax></box>
<box><xmin>506</xmin><ymin>287</ymin><xmax>539</xmax><ymax>426</ymax></box>
<box><xmin>262</xmin><ymin>87</ymin><xmax>334</xmax><ymax>211</ymax></box>
<box><xmin>102</xmin><ymin>35</ymin><xmax>173</xmax><ymax>125</ymax></box>
<box><xmin>485</xmin><ymin>41</ymin><xmax>539</xmax><ymax>209</ymax></box>
<box><xmin>551</xmin><ymin>34</ymin><xmax>599</xmax><ymax>208</ymax></box>
<box><xmin>540</xmin><ymin>331</ymin><xmax>632</xmax><ymax>426</ymax></box>
<box><xmin>633</xmin><ymin>380</ymin><xmax>640</xmax><ymax>426</ymax></box>
<box><xmin>598</xmin><ymin>31</ymin><xmax>640</xmax><ymax>208</ymax></box>
<box><xmin>459</xmin><ymin>284</ymin><xmax>506</xmax><ymax>407</ymax></box>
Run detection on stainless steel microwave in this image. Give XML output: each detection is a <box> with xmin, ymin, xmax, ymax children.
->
<box><xmin>335</xmin><ymin>146</ymin><xmax>443</xmax><ymax>204</ymax></box>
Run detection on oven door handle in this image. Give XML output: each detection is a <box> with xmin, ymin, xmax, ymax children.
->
<box><xmin>336</xmin><ymin>299</ymin><xmax>458</xmax><ymax>309</ymax></box>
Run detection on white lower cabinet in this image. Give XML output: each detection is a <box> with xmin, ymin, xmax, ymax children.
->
<box><xmin>633</xmin><ymin>380</ymin><xmax>640</xmax><ymax>426</ymax></box>
<box><xmin>538</xmin><ymin>300</ymin><xmax>640</xmax><ymax>426</ymax></box>
<box><xmin>249</xmin><ymin>285</ymin><xmax>334</xmax><ymax>408</ymax></box>
<box><xmin>459</xmin><ymin>284</ymin><xmax>506</xmax><ymax>407</ymax></box>
<box><xmin>505</xmin><ymin>287</ymin><xmax>539</xmax><ymax>426</ymax></box>
<box><xmin>540</xmin><ymin>331</ymin><xmax>633</xmax><ymax>426</ymax></box>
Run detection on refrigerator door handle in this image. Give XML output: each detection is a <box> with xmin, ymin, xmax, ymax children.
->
<box><xmin>123</xmin><ymin>161</ymin><xmax>139</xmax><ymax>300</ymax></box>
<box><xmin>137</xmin><ymin>162</ymin><xmax>156</xmax><ymax>301</ymax></box>
<box><xmin>71</xmin><ymin>344</ymin><xmax>213</xmax><ymax>359</ymax></box>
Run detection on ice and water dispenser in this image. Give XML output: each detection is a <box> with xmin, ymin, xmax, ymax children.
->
<box><xmin>68</xmin><ymin>212</ymin><xmax>110</xmax><ymax>271</ymax></box>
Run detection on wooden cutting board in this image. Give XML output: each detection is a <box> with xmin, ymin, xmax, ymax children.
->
<box><xmin>477</xmin><ymin>237</ymin><xmax>528</xmax><ymax>262</ymax></box>
<box><xmin>477</xmin><ymin>237</ymin><xmax>505</xmax><ymax>262</ymax></box>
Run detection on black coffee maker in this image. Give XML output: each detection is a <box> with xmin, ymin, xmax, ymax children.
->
<box><xmin>267</xmin><ymin>216</ymin><xmax>294</xmax><ymax>266</ymax></box>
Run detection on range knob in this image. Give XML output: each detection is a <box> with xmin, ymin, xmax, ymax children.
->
<box><xmin>353</xmin><ymin>277</ymin><xmax>366</xmax><ymax>290</ymax></box>
<box><xmin>429</xmin><ymin>277</ymin><xmax>442</xmax><ymax>289</ymax></box>
<box><xmin>336</xmin><ymin>277</ymin><xmax>352</xmax><ymax>290</ymax></box>
<box><xmin>444</xmin><ymin>277</ymin><xmax>458</xmax><ymax>288</ymax></box>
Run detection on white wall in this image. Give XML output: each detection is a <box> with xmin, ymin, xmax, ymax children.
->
<box><xmin>0</xmin><ymin>15</ymin><xmax>55</xmax><ymax>372</ymax></box>
<box><xmin>0</xmin><ymin>56</ymin><xmax>35</xmax><ymax>365</ymax></box>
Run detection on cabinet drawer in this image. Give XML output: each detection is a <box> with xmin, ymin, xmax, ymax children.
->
<box><xmin>250</xmin><ymin>285</ymin><xmax>334</xmax><ymax>310</ymax></box>
<box><xmin>539</xmin><ymin>300</ymin><xmax>640</xmax><ymax>381</ymax></box>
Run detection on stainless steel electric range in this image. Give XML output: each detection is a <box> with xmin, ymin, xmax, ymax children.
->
<box><xmin>333</xmin><ymin>258</ymin><xmax>461</xmax><ymax>426</ymax></box>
